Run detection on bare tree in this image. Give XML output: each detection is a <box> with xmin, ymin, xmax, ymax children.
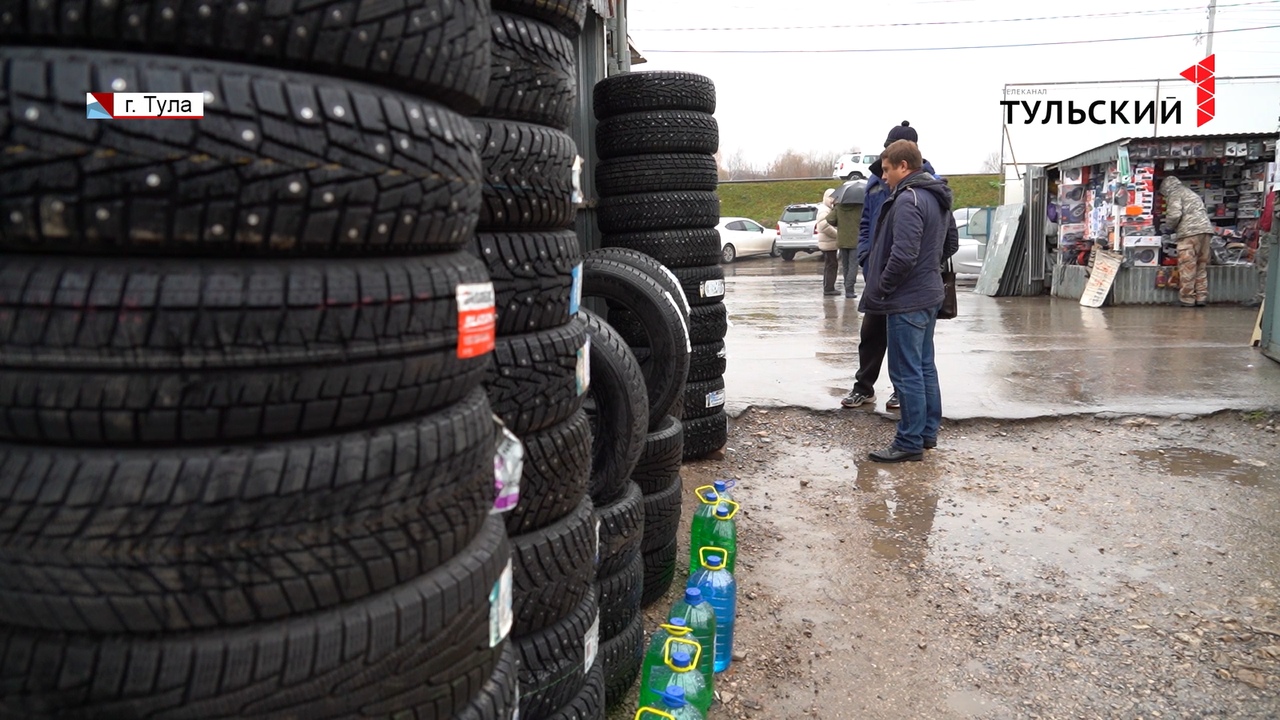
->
<box><xmin>764</xmin><ymin>149</ymin><xmax>839</xmax><ymax>179</ymax></box>
<box><xmin>980</xmin><ymin>151</ymin><xmax>1002</xmax><ymax>174</ymax></box>
<box><xmin>719</xmin><ymin>148</ymin><xmax>766</xmax><ymax>181</ymax></box>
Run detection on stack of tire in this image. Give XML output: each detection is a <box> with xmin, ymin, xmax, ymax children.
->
<box><xmin>592</xmin><ymin>71</ymin><xmax>729</xmax><ymax>464</ymax></box>
<box><xmin>472</xmin><ymin>1</ymin><xmax>605</xmax><ymax>718</ymax></box>
<box><xmin>590</xmin><ymin>71</ymin><xmax>727</xmax><ymax>612</ymax></box>
<box><xmin>0</xmin><ymin>3</ymin><xmax>520</xmax><ymax>718</ymax></box>
<box><xmin>580</xmin><ymin>247</ymin><xmax>694</xmax><ymax>707</ymax></box>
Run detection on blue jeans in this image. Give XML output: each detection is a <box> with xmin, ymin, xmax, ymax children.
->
<box><xmin>886</xmin><ymin>306</ymin><xmax>942</xmax><ymax>452</ymax></box>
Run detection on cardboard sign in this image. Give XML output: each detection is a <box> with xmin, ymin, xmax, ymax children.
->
<box><xmin>1080</xmin><ymin>250</ymin><xmax>1123</xmax><ymax>308</ymax></box>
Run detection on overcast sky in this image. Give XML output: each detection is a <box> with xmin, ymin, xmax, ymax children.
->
<box><xmin>626</xmin><ymin>0</ymin><xmax>1280</xmax><ymax>174</ymax></box>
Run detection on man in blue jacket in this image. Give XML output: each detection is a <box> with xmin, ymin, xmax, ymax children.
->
<box><xmin>861</xmin><ymin>140</ymin><xmax>958</xmax><ymax>462</ymax></box>
<box><xmin>842</xmin><ymin>121</ymin><xmax>940</xmax><ymax>412</ymax></box>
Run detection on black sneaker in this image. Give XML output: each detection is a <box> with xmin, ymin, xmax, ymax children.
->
<box><xmin>841</xmin><ymin>390</ymin><xmax>874</xmax><ymax>408</ymax></box>
<box><xmin>886</xmin><ymin>392</ymin><xmax>900</xmax><ymax>410</ymax></box>
<box><xmin>868</xmin><ymin>446</ymin><xmax>923</xmax><ymax>463</ymax></box>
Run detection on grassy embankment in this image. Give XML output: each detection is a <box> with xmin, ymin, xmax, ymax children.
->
<box><xmin>718</xmin><ymin>175</ymin><xmax>1002</xmax><ymax>227</ymax></box>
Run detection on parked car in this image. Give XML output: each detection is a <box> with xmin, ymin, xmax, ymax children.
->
<box><xmin>951</xmin><ymin>207</ymin><xmax>985</xmax><ymax>274</ymax></box>
<box><xmin>774</xmin><ymin>203</ymin><xmax>822</xmax><ymax>261</ymax></box>
<box><xmin>717</xmin><ymin>216</ymin><xmax>779</xmax><ymax>263</ymax></box>
<box><xmin>832</xmin><ymin>152</ymin><xmax>880</xmax><ymax>180</ymax></box>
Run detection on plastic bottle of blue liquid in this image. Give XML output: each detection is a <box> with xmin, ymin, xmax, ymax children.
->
<box><xmin>688</xmin><ymin>550</ymin><xmax>737</xmax><ymax>673</ymax></box>
<box><xmin>634</xmin><ymin>686</ymin><xmax>706</xmax><ymax>720</ymax></box>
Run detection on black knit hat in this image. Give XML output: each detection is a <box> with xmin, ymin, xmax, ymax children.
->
<box><xmin>884</xmin><ymin>120</ymin><xmax>918</xmax><ymax>147</ymax></box>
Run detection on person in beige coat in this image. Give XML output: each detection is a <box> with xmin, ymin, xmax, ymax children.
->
<box><xmin>816</xmin><ymin>187</ymin><xmax>840</xmax><ymax>296</ymax></box>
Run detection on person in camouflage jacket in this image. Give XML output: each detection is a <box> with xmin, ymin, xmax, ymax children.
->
<box><xmin>1160</xmin><ymin>175</ymin><xmax>1214</xmax><ymax>307</ymax></box>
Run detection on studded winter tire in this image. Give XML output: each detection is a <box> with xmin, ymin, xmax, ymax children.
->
<box><xmin>0</xmin><ymin>0</ymin><xmax>492</xmax><ymax>112</ymax></box>
<box><xmin>0</xmin><ymin>48</ymin><xmax>482</xmax><ymax>256</ymax></box>
<box><xmin>504</xmin><ymin>409</ymin><xmax>591</xmax><ymax>536</ymax></box>
<box><xmin>0</xmin><ymin>252</ymin><xmax>492</xmax><ymax>445</ymax></box>
<box><xmin>0</xmin><ymin>388</ymin><xmax>497</xmax><ymax>634</ymax></box>
<box><xmin>484</xmin><ymin>13</ymin><xmax>575</xmax><ymax>130</ymax></box>
<box><xmin>486</xmin><ymin>318</ymin><xmax>587</xmax><ymax>436</ymax></box>
<box><xmin>474</xmin><ymin>118</ymin><xmax>577</xmax><ymax>231</ymax></box>
<box><xmin>593</xmin><ymin>71</ymin><xmax>716</xmax><ymax>120</ymax></box>
<box><xmin>0</xmin><ymin>516</ymin><xmax>512</xmax><ymax>717</ymax></box>
<box><xmin>471</xmin><ymin>230</ymin><xmax>580</xmax><ymax>336</ymax></box>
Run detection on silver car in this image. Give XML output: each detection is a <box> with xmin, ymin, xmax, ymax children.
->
<box><xmin>775</xmin><ymin>204</ymin><xmax>821</xmax><ymax>261</ymax></box>
<box><xmin>952</xmin><ymin>207</ymin><xmax>986</xmax><ymax>275</ymax></box>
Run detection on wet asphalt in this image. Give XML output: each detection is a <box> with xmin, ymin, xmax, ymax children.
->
<box><xmin>720</xmin><ymin>253</ymin><xmax>1280</xmax><ymax>420</ymax></box>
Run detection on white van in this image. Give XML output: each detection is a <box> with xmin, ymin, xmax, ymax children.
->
<box><xmin>832</xmin><ymin>152</ymin><xmax>880</xmax><ymax>180</ymax></box>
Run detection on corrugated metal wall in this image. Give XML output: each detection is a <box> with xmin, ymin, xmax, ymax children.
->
<box><xmin>1051</xmin><ymin>265</ymin><xmax>1259</xmax><ymax>304</ymax></box>
<box><xmin>571</xmin><ymin>14</ymin><xmax>608</xmax><ymax>255</ymax></box>
<box><xmin>1023</xmin><ymin>167</ymin><xmax>1048</xmax><ymax>296</ymax></box>
<box><xmin>1264</xmin><ymin>233</ymin><xmax>1280</xmax><ymax>361</ymax></box>
<box><xmin>1051</xmin><ymin>265</ymin><xmax>1088</xmax><ymax>299</ymax></box>
<box><xmin>1112</xmin><ymin>266</ymin><xmax>1260</xmax><ymax>305</ymax></box>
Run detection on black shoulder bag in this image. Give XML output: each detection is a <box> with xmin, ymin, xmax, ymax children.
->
<box><xmin>938</xmin><ymin>255</ymin><xmax>958</xmax><ymax>320</ymax></box>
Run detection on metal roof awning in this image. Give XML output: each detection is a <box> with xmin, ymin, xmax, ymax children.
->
<box><xmin>1049</xmin><ymin>131</ymin><xmax>1279</xmax><ymax>171</ymax></box>
<box><xmin>1050</xmin><ymin>137</ymin><xmax>1131</xmax><ymax>172</ymax></box>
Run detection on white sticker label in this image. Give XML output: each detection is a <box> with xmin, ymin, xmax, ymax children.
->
<box><xmin>492</xmin><ymin>422</ymin><xmax>524</xmax><ymax>514</ymax></box>
<box><xmin>569</xmin><ymin>263</ymin><xmax>583</xmax><ymax>316</ymax></box>
<box><xmin>576</xmin><ymin>338</ymin><xmax>591</xmax><ymax>396</ymax></box>
<box><xmin>571</xmin><ymin>155</ymin><xmax>585</xmax><ymax>206</ymax></box>
<box><xmin>584</xmin><ymin>612</ymin><xmax>600</xmax><ymax>673</ymax></box>
<box><xmin>716</xmin><ymin>346</ymin><xmax>728</xmax><ymax>359</ymax></box>
<box><xmin>594</xmin><ymin>516</ymin><xmax>602</xmax><ymax>565</ymax></box>
<box><xmin>702</xmin><ymin>279</ymin><xmax>726</xmax><ymax>299</ymax></box>
<box><xmin>705</xmin><ymin>389</ymin><xmax>726</xmax><ymax>409</ymax></box>
<box><xmin>490</xmin><ymin>559</ymin><xmax>514</xmax><ymax>646</ymax></box>
<box><xmin>511</xmin><ymin>687</ymin><xmax>520</xmax><ymax>720</ymax></box>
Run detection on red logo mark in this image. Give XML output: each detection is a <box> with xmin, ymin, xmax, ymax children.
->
<box><xmin>1180</xmin><ymin>54</ymin><xmax>1215</xmax><ymax>127</ymax></box>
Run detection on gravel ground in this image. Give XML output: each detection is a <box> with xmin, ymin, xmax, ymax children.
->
<box><xmin>610</xmin><ymin>408</ymin><xmax>1280</xmax><ymax>719</ymax></box>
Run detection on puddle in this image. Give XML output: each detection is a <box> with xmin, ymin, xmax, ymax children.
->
<box><xmin>1133</xmin><ymin>447</ymin><xmax>1270</xmax><ymax>487</ymax></box>
<box><xmin>855</xmin><ymin>462</ymin><xmax>942</xmax><ymax>565</ymax></box>
<box><xmin>945</xmin><ymin>689</ymin><xmax>1007</xmax><ymax>717</ymax></box>
<box><xmin>928</xmin><ymin>495</ymin><xmax>1154</xmax><ymax>609</ymax></box>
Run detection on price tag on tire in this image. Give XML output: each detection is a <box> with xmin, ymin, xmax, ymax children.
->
<box><xmin>492</xmin><ymin>419</ymin><xmax>524</xmax><ymax>515</ymax></box>
<box><xmin>702</xmin><ymin>279</ymin><xmax>725</xmax><ymax>299</ymax></box>
<box><xmin>576</xmin><ymin>338</ymin><xmax>591</xmax><ymax>396</ymax></box>
<box><xmin>457</xmin><ymin>282</ymin><xmax>496</xmax><ymax>359</ymax></box>
<box><xmin>489</xmin><ymin>559</ymin><xmax>514</xmax><ymax>647</ymax></box>
<box><xmin>706</xmin><ymin>389</ymin><xmax>726</xmax><ymax>409</ymax></box>
<box><xmin>569</xmin><ymin>263</ymin><xmax>583</xmax><ymax>316</ymax></box>
<box><xmin>583</xmin><ymin>612</ymin><xmax>600</xmax><ymax>673</ymax></box>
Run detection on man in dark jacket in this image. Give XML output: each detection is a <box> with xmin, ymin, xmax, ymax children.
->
<box><xmin>842</xmin><ymin>121</ymin><xmax>940</xmax><ymax>411</ymax></box>
<box><xmin>861</xmin><ymin>140</ymin><xmax>958</xmax><ymax>462</ymax></box>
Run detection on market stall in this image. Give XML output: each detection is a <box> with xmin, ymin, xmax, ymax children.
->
<box><xmin>1047</xmin><ymin>133</ymin><xmax>1277</xmax><ymax>305</ymax></box>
